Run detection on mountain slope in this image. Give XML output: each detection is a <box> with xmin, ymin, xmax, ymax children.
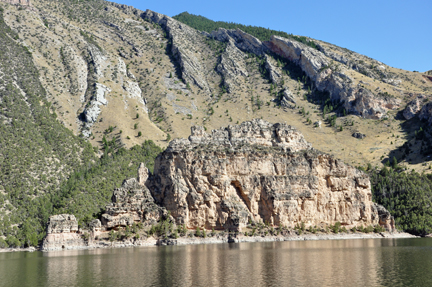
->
<box><xmin>0</xmin><ymin>0</ymin><xmax>432</xmax><ymax>246</ymax></box>
<box><xmin>2</xmin><ymin>0</ymin><xmax>430</xmax><ymax>171</ymax></box>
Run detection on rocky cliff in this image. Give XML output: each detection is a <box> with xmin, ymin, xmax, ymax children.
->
<box><xmin>264</xmin><ymin>36</ymin><xmax>401</xmax><ymax>119</ymax></box>
<box><xmin>149</xmin><ymin>119</ymin><xmax>394</xmax><ymax>231</ymax></box>
<box><xmin>41</xmin><ymin>120</ymin><xmax>396</xmax><ymax>250</ymax></box>
<box><xmin>41</xmin><ymin>214</ymin><xmax>86</xmax><ymax>251</ymax></box>
<box><xmin>101</xmin><ymin>164</ymin><xmax>168</xmax><ymax>229</ymax></box>
<box><xmin>142</xmin><ymin>10</ymin><xmax>214</xmax><ymax>94</ymax></box>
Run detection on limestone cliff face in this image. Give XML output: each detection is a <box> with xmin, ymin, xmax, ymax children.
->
<box><xmin>149</xmin><ymin>119</ymin><xmax>393</xmax><ymax>231</ymax></box>
<box><xmin>42</xmin><ymin>214</ymin><xmax>85</xmax><ymax>251</ymax></box>
<box><xmin>41</xmin><ymin>121</ymin><xmax>395</xmax><ymax>250</ymax></box>
<box><xmin>264</xmin><ymin>36</ymin><xmax>400</xmax><ymax>119</ymax></box>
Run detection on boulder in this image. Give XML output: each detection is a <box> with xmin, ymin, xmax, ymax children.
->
<box><xmin>352</xmin><ymin>132</ymin><xmax>366</xmax><ymax>139</ymax></box>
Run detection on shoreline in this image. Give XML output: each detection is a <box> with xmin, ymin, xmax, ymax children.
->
<box><xmin>0</xmin><ymin>231</ymin><xmax>418</xmax><ymax>253</ymax></box>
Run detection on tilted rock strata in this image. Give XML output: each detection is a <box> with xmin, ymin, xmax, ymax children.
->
<box><xmin>149</xmin><ymin>119</ymin><xmax>394</xmax><ymax>231</ymax></box>
<box><xmin>264</xmin><ymin>36</ymin><xmax>400</xmax><ymax>119</ymax></box>
<box><xmin>216</xmin><ymin>40</ymin><xmax>248</xmax><ymax>93</ymax></box>
<box><xmin>142</xmin><ymin>10</ymin><xmax>211</xmax><ymax>93</ymax></box>
<box><xmin>210</xmin><ymin>28</ymin><xmax>266</xmax><ymax>56</ymax></box>
<box><xmin>60</xmin><ymin>45</ymin><xmax>88</xmax><ymax>103</ymax></box>
<box><xmin>280</xmin><ymin>88</ymin><xmax>296</xmax><ymax>108</ymax></box>
<box><xmin>317</xmin><ymin>42</ymin><xmax>400</xmax><ymax>86</ymax></box>
<box><xmin>208</xmin><ymin>27</ymin><xmax>400</xmax><ymax>119</ymax></box>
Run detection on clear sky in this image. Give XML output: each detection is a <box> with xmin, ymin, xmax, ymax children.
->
<box><xmin>116</xmin><ymin>0</ymin><xmax>431</xmax><ymax>72</ymax></box>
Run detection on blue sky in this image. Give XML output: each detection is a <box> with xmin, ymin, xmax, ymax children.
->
<box><xmin>117</xmin><ymin>0</ymin><xmax>431</xmax><ymax>72</ymax></box>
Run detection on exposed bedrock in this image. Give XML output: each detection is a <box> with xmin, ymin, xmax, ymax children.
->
<box><xmin>41</xmin><ymin>214</ymin><xmax>85</xmax><ymax>251</ymax></box>
<box><xmin>42</xmin><ymin>120</ymin><xmax>395</xmax><ymax>249</ymax></box>
<box><xmin>101</xmin><ymin>164</ymin><xmax>169</xmax><ymax>229</ymax></box>
<box><xmin>148</xmin><ymin>119</ymin><xmax>394</xmax><ymax>231</ymax></box>
<box><xmin>264</xmin><ymin>36</ymin><xmax>400</xmax><ymax>119</ymax></box>
<box><xmin>142</xmin><ymin>10</ymin><xmax>211</xmax><ymax>93</ymax></box>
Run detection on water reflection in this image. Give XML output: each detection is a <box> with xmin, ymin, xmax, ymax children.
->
<box><xmin>1</xmin><ymin>238</ymin><xmax>432</xmax><ymax>286</ymax></box>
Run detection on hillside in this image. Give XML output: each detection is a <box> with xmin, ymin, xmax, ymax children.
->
<box><xmin>0</xmin><ymin>0</ymin><xmax>430</xmax><ymax>171</ymax></box>
<box><xmin>0</xmin><ymin>0</ymin><xmax>431</xmax><ymax>246</ymax></box>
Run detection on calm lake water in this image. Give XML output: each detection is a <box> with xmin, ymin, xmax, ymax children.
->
<box><xmin>1</xmin><ymin>238</ymin><xmax>432</xmax><ymax>287</ymax></box>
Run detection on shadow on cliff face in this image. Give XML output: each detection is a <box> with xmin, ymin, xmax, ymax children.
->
<box><xmin>383</xmin><ymin>114</ymin><xmax>432</xmax><ymax>166</ymax></box>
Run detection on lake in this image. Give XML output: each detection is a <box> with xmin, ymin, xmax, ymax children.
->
<box><xmin>1</xmin><ymin>238</ymin><xmax>432</xmax><ymax>286</ymax></box>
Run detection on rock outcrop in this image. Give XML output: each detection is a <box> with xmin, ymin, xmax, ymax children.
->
<box><xmin>83</xmin><ymin>83</ymin><xmax>110</xmax><ymax>126</ymax></box>
<box><xmin>403</xmin><ymin>95</ymin><xmax>426</xmax><ymax>120</ymax></box>
<box><xmin>101</xmin><ymin>177</ymin><xmax>167</xmax><ymax>229</ymax></box>
<box><xmin>87</xmin><ymin>45</ymin><xmax>106</xmax><ymax>80</ymax></box>
<box><xmin>42</xmin><ymin>214</ymin><xmax>85</xmax><ymax>251</ymax></box>
<box><xmin>210</xmin><ymin>28</ymin><xmax>266</xmax><ymax>56</ymax></box>
<box><xmin>149</xmin><ymin>119</ymin><xmax>394</xmax><ymax>232</ymax></box>
<box><xmin>207</xmin><ymin>27</ymin><xmax>400</xmax><ymax>119</ymax></box>
<box><xmin>317</xmin><ymin>42</ymin><xmax>400</xmax><ymax>86</ymax></box>
<box><xmin>60</xmin><ymin>45</ymin><xmax>88</xmax><ymax>103</ymax></box>
<box><xmin>419</xmin><ymin>102</ymin><xmax>432</xmax><ymax>125</ymax></box>
<box><xmin>41</xmin><ymin>120</ymin><xmax>396</xmax><ymax>251</ymax></box>
<box><xmin>216</xmin><ymin>40</ymin><xmax>248</xmax><ymax>93</ymax></box>
<box><xmin>375</xmin><ymin>204</ymin><xmax>395</xmax><ymax>232</ymax></box>
<box><xmin>280</xmin><ymin>88</ymin><xmax>296</xmax><ymax>108</ymax></box>
<box><xmin>352</xmin><ymin>132</ymin><xmax>366</xmax><ymax>139</ymax></box>
<box><xmin>142</xmin><ymin>10</ymin><xmax>211</xmax><ymax>93</ymax></box>
<box><xmin>264</xmin><ymin>36</ymin><xmax>400</xmax><ymax>119</ymax></box>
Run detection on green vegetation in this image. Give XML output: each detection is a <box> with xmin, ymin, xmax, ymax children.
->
<box><xmin>371</xmin><ymin>168</ymin><xmax>432</xmax><ymax>236</ymax></box>
<box><xmin>173</xmin><ymin>12</ymin><xmax>318</xmax><ymax>49</ymax></box>
<box><xmin>0</xmin><ymin>6</ymin><xmax>164</xmax><ymax>247</ymax></box>
<box><xmin>0</xmin><ymin>9</ymin><xmax>93</xmax><ymax>247</ymax></box>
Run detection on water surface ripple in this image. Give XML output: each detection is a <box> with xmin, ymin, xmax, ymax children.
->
<box><xmin>1</xmin><ymin>238</ymin><xmax>432</xmax><ymax>287</ymax></box>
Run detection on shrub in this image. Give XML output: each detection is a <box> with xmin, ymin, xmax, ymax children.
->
<box><xmin>108</xmin><ymin>230</ymin><xmax>118</xmax><ymax>242</ymax></box>
<box><xmin>364</xmin><ymin>225</ymin><xmax>374</xmax><ymax>233</ymax></box>
<box><xmin>0</xmin><ymin>238</ymin><xmax>8</xmax><ymax>248</ymax></box>
<box><xmin>331</xmin><ymin>222</ymin><xmax>342</xmax><ymax>233</ymax></box>
<box><xmin>374</xmin><ymin>225</ymin><xmax>386</xmax><ymax>233</ymax></box>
